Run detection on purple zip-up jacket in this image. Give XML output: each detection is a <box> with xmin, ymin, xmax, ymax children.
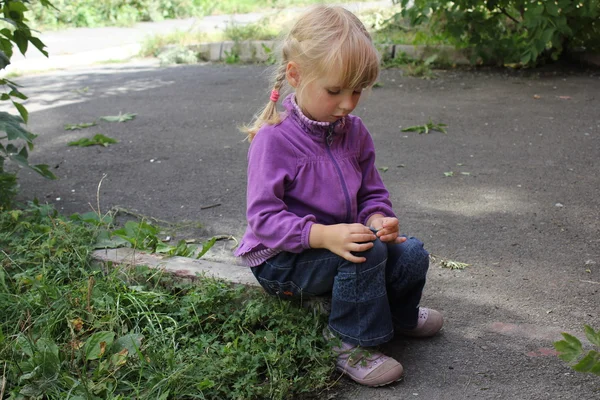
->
<box><xmin>235</xmin><ymin>94</ymin><xmax>396</xmax><ymax>266</ymax></box>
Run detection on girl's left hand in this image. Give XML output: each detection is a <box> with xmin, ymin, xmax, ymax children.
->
<box><xmin>369</xmin><ymin>217</ymin><xmax>407</xmax><ymax>244</ymax></box>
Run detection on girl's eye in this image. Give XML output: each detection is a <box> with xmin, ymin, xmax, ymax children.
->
<box><xmin>353</xmin><ymin>90</ymin><xmax>362</xmax><ymax>95</ymax></box>
<box><xmin>327</xmin><ymin>89</ymin><xmax>340</xmax><ymax>95</ymax></box>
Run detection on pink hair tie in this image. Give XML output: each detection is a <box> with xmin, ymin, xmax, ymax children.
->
<box><xmin>270</xmin><ymin>89</ymin><xmax>280</xmax><ymax>102</ymax></box>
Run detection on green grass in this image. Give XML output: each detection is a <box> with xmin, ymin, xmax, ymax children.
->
<box><xmin>0</xmin><ymin>202</ymin><xmax>334</xmax><ymax>399</ymax></box>
<box><xmin>140</xmin><ymin>6</ymin><xmax>452</xmax><ymax>72</ymax></box>
<box><xmin>140</xmin><ymin>31</ymin><xmax>213</xmax><ymax>58</ymax></box>
<box><xmin>28</xmin><ymin>0</ymin><xmax>374</xmax><ymax>30</ymax></box>
<box><xmin>141</xmin><ymin>20</ymin><xmax>280</xmax><ymax>59</ymax></box>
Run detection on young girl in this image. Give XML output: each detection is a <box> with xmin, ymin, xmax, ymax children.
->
<box><xmin>235</xmin><ymin>5</ymin><xmax>443</xmax><ymax>387</ymax></box>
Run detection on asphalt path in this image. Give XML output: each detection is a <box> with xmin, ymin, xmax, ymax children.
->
<box><xmin>9</xmin><ymin>61</ymin><xmax>600</xmax><ymax>399</ymax></box>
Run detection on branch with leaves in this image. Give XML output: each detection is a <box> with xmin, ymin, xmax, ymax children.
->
<box><xmin>0</xmin><ymin>0</ymin><xmax>56</xmax><ymax>209</ymax></box>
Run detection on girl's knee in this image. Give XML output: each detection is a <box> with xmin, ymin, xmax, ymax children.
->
<box><xmin>348</xmin><ymin>238</ymin><xmax>387</xmax><ymax>273</ymax></box>
<box><xmin>398</xmin><ymin>237</ymin><xmax>430</xmax><ymax>277</ymax></box>
<box><xmin>364</xmin><ymin>237</ymin><xmax>388</xmax><ymax>263</ymax></box>
<box><xmin>402</xmin><ymin>237</ymin><xmax>429</xmax><ymax>261</ymax></box>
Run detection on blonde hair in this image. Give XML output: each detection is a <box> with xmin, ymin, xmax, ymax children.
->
<box><xmin>242</xmin><ymin>5</ymin><xmax>380</xmax><ymax>141</ymax></box>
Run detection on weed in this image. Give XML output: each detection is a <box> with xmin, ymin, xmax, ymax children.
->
<box><xmin>402</xmin><ymin>119</ymin><xmax>448</xmax><ymax>134</ymax></box>
<box><xmin>381</xmin><ymin>50</ymin><xmax>413</xmax><ymax>69</ymax></box>
<box><xmin>224</xmin><ymin>22</ymin><xmax>278</xmax><ymax>43</ymax></box>
<box><xmin>262</xmin><ymin>43</ymin><xmax>277</xmax><ymax>65</ymax></box>
<box><xmin>158</xmin><ymin>46</ymin><xmax>200</xmax><ymax>65</ymax></box>
<box><xmin>140</xmin><ymin>31</ymin><xmax>211</xmax><ymax>58</ymax></box>
<box><xmin>381</xmin><ymin>50</ymin><xmax>442</xmax><ymax>78</ymax></box>
<box><xmin>224</xmin><ymin>48</ymin><xmax>240</xmax><ymax>64</ymax></box>
<box><xmin>554</xmin><ymin>326</ymin><xmax>600</xmax><ymax>376</ymax></box>
<box><xmin>68</xmin><ymin>134</ymin><xmax>118</xmax><ymax>147</ymax></box>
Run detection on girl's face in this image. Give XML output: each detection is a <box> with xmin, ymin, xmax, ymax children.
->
<box><xmin>287</xmin><ymin>63</ymin><xmax>363</xmax><ymax>123</ymax></box>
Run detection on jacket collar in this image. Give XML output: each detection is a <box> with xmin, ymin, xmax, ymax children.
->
<box><xmin>282</xmin><ymin>93</ymin><xmax>347</xmax><ymax>142</ymax></box>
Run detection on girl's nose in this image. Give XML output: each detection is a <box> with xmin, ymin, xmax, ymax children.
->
<box><xmin>339</xmin><ymin>94</ymin><xmax>357</xmax><ymax>111</ymax></box>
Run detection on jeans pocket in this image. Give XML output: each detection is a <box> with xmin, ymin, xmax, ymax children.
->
<box><xmin>257</xmin><ymin>278</ymin><xmax>312</xmax><ymax>299</ymax></box>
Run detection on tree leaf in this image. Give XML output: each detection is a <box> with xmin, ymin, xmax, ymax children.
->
<box><xmin>545</xmin><ymin>1</ymin><xmax>560</xmax><ymax>17</ymax></box>
<box><xmin>100</xmin><ymin>112</ymin><xmax>137</xmax><ymax>122</ymax></box>
<box><xmin>521</xmin><ymin>50</ymin><xmax>532</xmax><ymax>65</ymax></box>
<box><xmin>12</xmin><ymin>101</ymin><xmax>28</xmax><ymax>123</ymax></box>
<box><xmin>0</xmin><ymin>111</ymin><xmax>35</xmax><ymax>142</ymax></box>
<box><xmin>28</xmin><ymin>36</ymin><xmax>48</xmax><ymax>57</ymax></box>
<box><xmin>30</xmin><ymin>164</ymin><xmax>56</xmax><ymax>180</ymax></box>
<box><xmin>0</xmin><ymin>18</ymin><xmax>17</xmax><ymax>28</ymax></box>
<box><xmin>9</xmin><ymin>87</ymin><xmax>27</xmax><ymax>100</ymax></box>
<box><xmin>0</xmin><ymin>50</ymin><xmax>10</xmax><ymax>69</ymax></box>
<box><xmin>12</xmin><ymin>29</ymin><xmax>28</xmax><ymax>55</ymax></box>
<box><xmin>7</xmin><ymin>1</ymin><xmax>29</xmax><ymax>13</ymax></box>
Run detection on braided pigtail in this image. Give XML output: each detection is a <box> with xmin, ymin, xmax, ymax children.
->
<box><xmin>242</xmin><ymin>61</ymin><xmax>287</xmax><ymax>141</ymax></box>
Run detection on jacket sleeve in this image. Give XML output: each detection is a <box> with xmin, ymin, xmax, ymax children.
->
<box><xmin>355</xmin><ymin>119</ymin><xmax>396</xmax><ymax>224</ymax></box>
<box><xmin>245</xmin><ymin>128</ymin><xmax>315</xmax><ymax>253</ymax></box>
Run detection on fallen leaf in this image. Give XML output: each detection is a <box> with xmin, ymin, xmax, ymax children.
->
<box><xmin>558</xmin><ymin>96</ymin><xmax>572</xmax><ymax>100</ymax></box>
<box><xmin>100</xmin><ymin>112</ymin><xmax>137</xmax><ymax>122</ymax></box>
<box><xmin>533</xmin><ymin>94</ymin><xmax>541</xmax><ymax>99</ymax></box>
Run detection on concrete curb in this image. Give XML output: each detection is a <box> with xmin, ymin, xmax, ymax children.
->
<box><xmin>4</xmin><ymin>40</ymin><xmax>471</xmax><ymax>76</ymax></box>
<box><xmin>92</xmin><ymin>248</ymin><xmax>333</xmax><ymax>314</ymax></box>
<box><xmin>163</xmin><ymin>40</ymin><xmax>472</xmax><ymax>65</ymax></box>
<box><xmin>92</xmin><ymin>248</ymin><xmax>258</xmax><ymax>286</ymax></box>
<box><xmin>6</xmin><ymin>38</ymin><xmax>598</xmax><ymax>75</ymax></box>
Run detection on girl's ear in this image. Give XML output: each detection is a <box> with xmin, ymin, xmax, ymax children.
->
<box><xmin>286</xmin><ymin>61</ymin><xmax>300</xmax><ymax>88</ymax></box>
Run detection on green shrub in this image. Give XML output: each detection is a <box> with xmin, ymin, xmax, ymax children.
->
<box><xmin>393</xmin><ymin>0</ymin><xmax>600</xmax><ymax>66</ymax></box>
<box><xmin>1</xmin><ymin>0</ymin><xmax>56</xmax><ymax>210</ymax></box>
<box><xmin>28</xmin><ymin>0</ymin><xmax>213</xmax><ymax>29</ymax></box>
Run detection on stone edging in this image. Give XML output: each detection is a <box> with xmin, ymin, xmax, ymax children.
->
<box><xmin>162</xmin><ymin>41</ymin><xmax>472</xmax><ymax>65</ymax></box>
<box><xmin>172</xmin><ymin>41</ymin><xmax>600</xmax><ymax>67</ymax></box>
<box><xmin>92</xmin><ymin>248</ymin><xmax>333</xmax><ymax>314</ymax></box>
<box><xmin>92</xmin><ymin>248</ymin><xmax>258</xmax><ymax>286</ymax></box>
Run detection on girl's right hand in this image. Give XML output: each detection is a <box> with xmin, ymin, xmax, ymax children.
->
<box><xmin>309</xmin><ymin>223</ymin><xmax>377</xmax><ymax>263</ymax></box>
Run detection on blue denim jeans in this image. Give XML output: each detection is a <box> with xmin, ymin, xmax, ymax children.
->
<box><xmin>251</xmin><ymin>236</ymin><xmax>429</xmax><ymax>347</ymax></box>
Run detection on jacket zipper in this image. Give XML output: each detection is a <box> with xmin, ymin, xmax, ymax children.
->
<box><xmin>325</xmin><ymin>125</ymin><xmax>352</xmax><ymax>222</ymax></box>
